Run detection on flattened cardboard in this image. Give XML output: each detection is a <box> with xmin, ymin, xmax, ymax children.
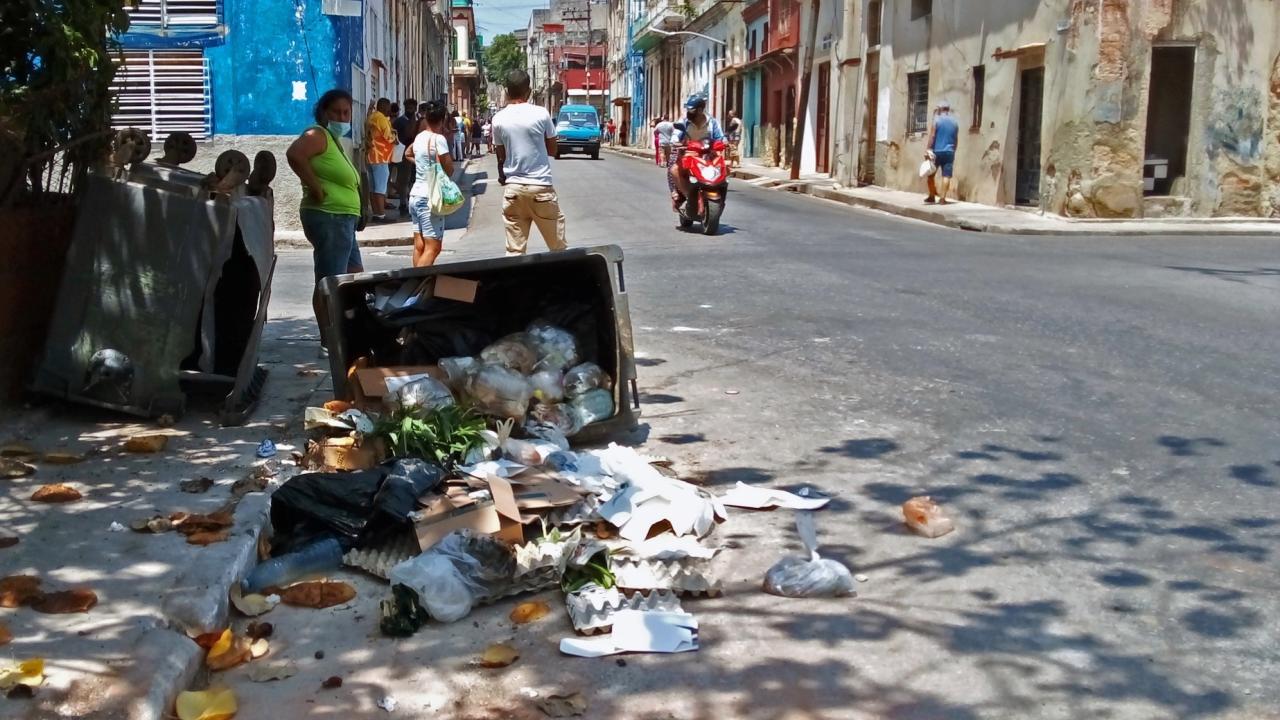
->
<box><xmin>353</xmin><ymin>365</ymin><xmax>445</xmax><ymax>401</ymax></box>
<box><xmin>508</xmin><ymin>470</ymin><xmax>589</xmax><ymax>519</ymax></box>
<box><xmin>413</xmin><ymin>476</ymin><xmax>524</xmax><ymax>551</ymax></box>
<box><xmin>433</xmin><ymin>275</ymin><xmax>479</xmax><ymax>303</ymax></box>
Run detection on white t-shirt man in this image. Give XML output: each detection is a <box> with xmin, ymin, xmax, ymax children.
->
<box><xmin>655</xmin><ymin>120</ymin><xmax>675</xmax><ymax>147</ymax></box>
<box><xmin>493</xmin><ymin>102</ymin><xmax>555</xmax><ymax>186</ymax></box>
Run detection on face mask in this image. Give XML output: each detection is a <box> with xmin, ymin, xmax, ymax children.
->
<box><xmin>327</xmin><ymin>120</ymin><xmax>351</xmax><ymax>138</ymax></box>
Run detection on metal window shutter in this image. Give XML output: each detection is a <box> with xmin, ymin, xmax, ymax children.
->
<box><xmin>111</xmin><ymin>50</ymin><xmax>213</xmax><ymax>140</ymax></box>
<box><xmin>124</xmin><ymin>0</ymin><xmax>219</xmax><ymax>27</ymax></box>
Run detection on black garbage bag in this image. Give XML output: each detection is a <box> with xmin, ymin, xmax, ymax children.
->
<box><xmin>269</xmin><ymin>458</ymin><xmax>444</xmax><ymax>554</ymax></box>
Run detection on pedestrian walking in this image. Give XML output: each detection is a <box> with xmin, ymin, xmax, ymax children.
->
<box><xmin>925</xmin><ymin>99</ymin><xmax>960</xmax><ymax>205</ymax></box>
<box><xmin>655</xmin><ymin>116</ymin><xmax>675</xmax><ymax>167</ymax></box>
<box><xmin>285</xmin><ymin>88</ymin><xmax>364</xmax><ymax>349</ymax></box>
<box><xmin>404</xmin><ymin>101</ymin><xmax>455</xmax><ymax>267</ymax></box>
<box><xmin>470</xmin><ymin>114</ymin><xmax>484</xmax><ymax>157</ymax></box>
<box><xmin>392</xmin><ymin>98</ymin><xmax>418</xmax><ymax>219</ymax></box>
<box><xmin>365</xmin><ymin>97</ymin><xmax>396</xmax><ymax>222</ymax></box>
<box><xmin>446</xmin><ymin>110</ymin><xmax>462</xmax><ymax>162</ymax></box>
<box><xmin>725</xmin><ymin>109</ymin><xmax>743</xmax><ymax>169</ymax></box>
<box><xmin>492</xmin><ymin>69</ymin><xmax>568</xmax><ymax>256</ymax></box>
<box><xmin>606</xmin><ymin>117</ymin><xmax>617</xmax><ymax>146</ymax></box>
<box><xmin>482</xmin><ymin>117</ymin><xmax>493</xmax><ymax>154</ymax></box>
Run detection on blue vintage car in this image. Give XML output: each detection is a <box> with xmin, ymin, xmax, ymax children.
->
<box><xmin>554</xmin><ymin>104</ymin><xmax>602</xmax><ymax>160</ymax></box>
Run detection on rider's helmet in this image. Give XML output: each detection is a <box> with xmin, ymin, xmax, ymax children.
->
<box><xmin>684</xmin><ymin>95</ymin><xmax>707</xmax><ymax>112</ymax></box>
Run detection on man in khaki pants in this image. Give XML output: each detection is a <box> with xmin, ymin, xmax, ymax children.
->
<box><xmin>492</xmin><ymin>69</ymin><xmax>568</xmax><ymax>255</ymax></box>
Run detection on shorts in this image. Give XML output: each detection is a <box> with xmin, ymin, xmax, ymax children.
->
<box><xmin>408</xmin><ymin>195</ymin><xmax>443</xmax><ymax>239</ymax></box>
<box><xmin>369</xmin><ymin>162</ymin><xmax>390</xmax><ymax>194</ymax></box>
<box><xmin>300</xmin><ymin>208</ymin><xmax>362</xmax><ymax>282</ymax></box>
<box><xmin>933</xmin><ymin>150</ymin><xmax>955</xmax><ymax>178</ymax></box>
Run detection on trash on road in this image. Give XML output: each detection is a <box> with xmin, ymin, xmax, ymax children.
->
<box><xmin>130</xmin><ymin>515</ymin><xmax>174</xmax><ymax>534</ymax></box>
<box><xmin>566</xmin><ymin>586</ymin><xmax>683</xmax><ymax>635</ymax></box>
<box><xmin>255</xmin><ymin>439</ymin><xmax>276</xmax><ymax>459</ymax></box>
<box><xmin>175</xmin><ymin>686</ymin><xmax>237</xmax><ymax>720</ymax></box>
<box><xmin>764</xmin><ymin>512</ymin><xmax>855</xmax><ymax>598</ymax></box>
<box><xmin>241</xmin><ymin>538</ymin><xmax>344</xmax><ymax>594</ymax></box>
<box><xmin>377</xmin><ymin>695</ymin><xmax>399</xmax><ymax>712</ymax></box>
<box><xmin>180</xmin><ymin>477</ymin><xmax>215</xmax><ymax>494</ymax></box>
<box><xmin>205</xmin><ymin>629</ymin><xmax>251</xmax><ymax>671</ymax></box>
<box><xmin>228</xmin><ymin>585</ymin><xmax>279</xmax><ymax>617</ymax></box>
<box><xmin>509</xmin><ymin>600</ymin><xmax>552</xmax><ymax>624</ymax></box>
<box><xmin>0</xmin><ymin>457</ymin><xmax>36</xmax><ymax>478</ymax></box>
<box><xmin>31</xmin><ymin>483</ymin><xmax>82</xmax><ymax>503</ymax></box>
<box><xmin>536</xmin><ymin>691</ymin><xmax>589</xmax><ymax>717</ymax></box>
<box><xmin>108</xmin><ymin>521</ymin><xmax>127</xmax><ymax>532</ymax></box>
<box><xmin>559</xmin><ymin>610</ymin><xmax>698</xmax><ymax>657</ymax></box>
<box><xmin>719</xmin><ymin>482</ymin><xmax>831</xmax><ymax>510</ymax></box>
<box><xmin>124</xmin><ymin>433</ymin><xmax>168</xmax><ymax>453</ymax></box>
<box><xmin>902</xmin><ymin>495</ymin><xmax>956</xmax><ymax>538</ymax></box>
<box><xmin>279</xmin><ymin>580</ymin><xmax>356</xmax><ymax>609</ymax></box>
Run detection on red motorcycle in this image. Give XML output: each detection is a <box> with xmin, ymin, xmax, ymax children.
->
<box><xmin>674</xmin><ymin>139</ymin><xmax>729</xmax><ymax>235</ymax></box>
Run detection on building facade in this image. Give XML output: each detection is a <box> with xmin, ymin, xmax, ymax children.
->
<box><xmin>113</xmin><ymin>0</ymin><xmax>451</xmax><ymax>229</ymax></box>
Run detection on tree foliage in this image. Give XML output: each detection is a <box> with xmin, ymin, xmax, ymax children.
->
<box><xmin>484</xmin><ymin>33</ymin><xmax>527</xmax><ymax>85</ymax></box>
<box><xmin>0</xmin><ymin>0</ymin><xmax>129</xmax><ymax>202</ymax></box>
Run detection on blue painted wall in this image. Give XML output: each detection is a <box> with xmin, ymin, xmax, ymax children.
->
<box><xmin>205</xmin><ymin>0</ymin><xmax>361</xmax><ymax>135</ymax></box>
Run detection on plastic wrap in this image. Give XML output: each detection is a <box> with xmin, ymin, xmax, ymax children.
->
<box><xmin>465</xmin><ymin>364</ymin><xmax>534</xmax><ymax>420</ymax></box>
<box><xmin>570</xmin><ymin>388</ymin><xmax>614</xmax><ymax>427</ymax></box>
<box><xmin>388</xmin><ymin>530</ymin><xmax>516</xmax><ymax>623</ymax></box>
<box><xmin>396</xmin><ymin>376</ymin><xmax>456</xmax><ymax>411</ymax></box>
<box><xmin>564</xmin><ymin>362</ymin><xmax>613</xmax><ymax>399</ymax></box>
<box><xmin>479</xmin><ymin>333</ymin><xmax>538</xmax><ymax>375</ymax></box>
<box><xmin>763</xmin><ymin>512</ymin><xmax>855</xmax><ymax>598</ymax></box>
<box><xmin>526</xmin><ymin>322</ymin><xmax>580</xmax><ymax>372</ymax></box>
<box><xmin>439</xmin><ymin>356</ymin><xmax>481</xmax><ymax>391</ymax></box>
<box><xmin>529</xmin><ymin>370</ymin><xmax>565</xmax><ymax>403</ymax></box>
<box><xmin>530</xmin><ymin>402</ymin><xmax>583</xmax><ymax>436</ymax></box>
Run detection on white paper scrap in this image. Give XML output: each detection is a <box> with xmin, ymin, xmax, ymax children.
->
<box><xmin>458</xmin><ymin>459</ymin><xmax>527</xmax><ymax>479</ymax></box>
<box><xmin>719</xmin><ymin>482</ymin><xmax>831</xmax><ymax>510</ymax></box>
<box><xmin>559</xmin><ymin>610</ymin><xmax>699</xmax><ymax>657</ymax></box>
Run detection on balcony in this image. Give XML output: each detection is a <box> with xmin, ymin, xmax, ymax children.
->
<box><xmin>451</xmin><ymin>59</ymin><xmax>480</xmax><ymax>78</ymax></box>
<box><xmin>630</xmin><ymin>0</ymin><xmax>688</xmax><ymax>52</ymax></box>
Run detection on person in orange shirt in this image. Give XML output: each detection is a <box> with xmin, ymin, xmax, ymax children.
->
<box><xmin>365</xmin><ymin>97</ymin><xmax>396</xmax><ymax>222</ymax></box>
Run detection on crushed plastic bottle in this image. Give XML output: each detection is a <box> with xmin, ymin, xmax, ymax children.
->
<box><xmin>242</xmin><ymin>537</ymin><xmax>344</xmax><ymax>594</ymax></box>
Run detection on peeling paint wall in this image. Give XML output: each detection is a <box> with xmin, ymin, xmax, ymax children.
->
<box><xmin>864</xmin><ymin>0</ymin><xmax>1280</xmax><ymax>218</ymax></box>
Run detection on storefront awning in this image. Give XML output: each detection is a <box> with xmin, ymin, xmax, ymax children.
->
<box><xmin>993</xmin><ymin>41</ymin><xmax>1048</xmax><ymax>60</ymax></box>
<box><xmin>612</xmin><ymin>97</ymin><xmax>632</xmax><ymax>106</ymax></box>
<box><xmin>736</xmin><ymin>46</ymin><xmax>797</xmax><ymax>74</ymax></box>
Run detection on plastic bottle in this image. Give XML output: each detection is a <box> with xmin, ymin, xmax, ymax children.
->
<box><xmin>241</xmin><ymin>537</ymin><xmax>344</xmax><ymax>593</ymax></box>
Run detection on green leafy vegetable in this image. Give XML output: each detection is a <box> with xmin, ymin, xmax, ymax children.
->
<box><xmin>372</xmin><ymin>404</ymin><xmax>488</xmax><ymax>467</ymax></box>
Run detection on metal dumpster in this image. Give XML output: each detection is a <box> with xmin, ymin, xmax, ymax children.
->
<box><xmin>318</xmin><ymin>245</ymin><xmax>639</xmax><ymax>442</ymax></box>
<box><xmin>31</xmin><ymin>167</ymin><xmax>276</xmax><ymax>423</ymax></box>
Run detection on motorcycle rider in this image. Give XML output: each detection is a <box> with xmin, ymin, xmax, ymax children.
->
<box><xmin>669</xmin><ymin>95</ymin><xmax>726</xmax><ymax>210</ymax></box>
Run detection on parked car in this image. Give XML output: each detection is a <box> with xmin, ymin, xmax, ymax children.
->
<box><xmin>554</xmin><ymin>105</ymin><xmax>602</xmax><ymax>160</ymax></box>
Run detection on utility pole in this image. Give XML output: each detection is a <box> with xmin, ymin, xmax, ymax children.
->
<box><xmin>790</xmin><ymin>0</ymin><xmax>821</xmax><ymax>180</ymax></box>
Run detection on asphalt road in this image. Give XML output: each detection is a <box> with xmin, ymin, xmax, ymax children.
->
<box><xmin>262</xmin><ymin>152</ymin><xmax>1280</xmax><ymax>720</ymax></box>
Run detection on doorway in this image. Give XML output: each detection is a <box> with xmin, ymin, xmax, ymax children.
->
<box><xmin>1144</xmin><ymin>46</ymin><xmax>1195</xmax><ymax>196</ymax></box>
<box><xmin>816</xmin><ymin>61</ymin><xmax>831</xmax><ymax>173</ymax></box>
<box><xmin>1015</xmin><ymin>66</ymin><xmax>1044</xmax><ymax>206</ymax></box>
<box><xmin>861</xmin><ymin>51</ymin><xmax>879</xmax><ymax>184</ymax></box>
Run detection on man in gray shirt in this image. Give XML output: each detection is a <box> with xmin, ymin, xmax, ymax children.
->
<box><xmin>492</xmin><ymin>69</ymin><xmax>568</xmax><ymax>255</ymax></box>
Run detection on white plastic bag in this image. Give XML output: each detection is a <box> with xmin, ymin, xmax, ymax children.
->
<box><xmin>763</xmin><ymin>510</ymin><xmax>855</xmax><ymax>598</ymax></box>
<box><xmin>529</xmin><ymin>370</ymin><xmax>565</xmax><ymax>403</ymax></box>
<box><xmin>918</xmin><ymin>151</ymin><xmax>938</xmax><ymax>178</ymax></box>
<box><xmin>397</xmin><ymin>376</ymin><xmax>455</xmax><ymax>411</ymax></box>
<box><xmin>466</xmin><ymin>364</ymin><xmax>534</xmax><ymax>419</ymax></box>
<box><xmin>526</xmin><ymin>323</ymin><xmax>580</xmax><ymax>372</ymax></box>
<box><xmin>563</xmin><ymin>362</ymin><xmax>613</xmax><ymax>399</ymax></box>
<box><xmin>480</xmin><ymin>333</ymin><xmax>538</xmax><ymax>374</ymax></box>
<box><xmin>389</xmin><ymin>551</ymin><xmax>481</xmax><ymax>623</ymax></box>
<box><xmin>439</xmin><ymin>356</ymin><xmax>481</xmax><ymax>391</ymax></box>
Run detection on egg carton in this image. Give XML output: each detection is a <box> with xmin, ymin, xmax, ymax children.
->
<box><xmin>611</xmin><ymin>556</ymin><xmax>722</xmax><ymax>597</ymax></box>
<box><xmin>344</xmin><ymin>532</ymin><xmax>567</xmax><ymax>605</ymax></box>
<box><xmin>544</xmin><ymin>494</ymin><xmax>604</xmax><ymax>527</ymax></box>
<box><xmin>565</xmin><ymin>586</ymin><xmax>684</xmax><ymax>635</ymax></box>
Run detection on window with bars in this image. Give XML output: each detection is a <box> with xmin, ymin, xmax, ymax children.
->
<box><xmin>907</xmin><ymin>70</ymin><xmax>929</xmax><ymax>134</ymax></box>
<box><xmin>110</xmin><ymin>50</ymin><xmax>212</xmax><ymax>140</ymax></box>
<box><xmin>124</xmin><ymin>0</ymin><xmax>220</xmax><ymax>28</ymax></box>
<box><xmin>972</xmin><ymin>65</ymin><xmax>985</xmax><ymax>129</ymax></box>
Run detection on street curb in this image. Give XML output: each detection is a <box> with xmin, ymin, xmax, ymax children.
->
<box><xmin>608</xmin><ymin>147</ymin><xmax>1280</xmax><ymax>237</ymax></box>
<box><xmin>273</xmin><ymin>158</ymin><xmax>476</xmax><ymax>249</ymax></box>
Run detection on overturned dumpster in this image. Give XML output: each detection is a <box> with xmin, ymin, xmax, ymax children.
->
<box><xmin>317</xmin><ymin>245</ymin><xmax>640</xmax><ymax>442</ymax></box>
<box><xmin>31</xmin><ymin>132</ymin><xmax>276</xmax><ymax>423</ymax></box>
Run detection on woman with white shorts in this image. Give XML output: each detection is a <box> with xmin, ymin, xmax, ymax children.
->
<box><xmin>404</xmin><ymin>101</ymin><xmax>456</xmax><ymax>267</ymax></box>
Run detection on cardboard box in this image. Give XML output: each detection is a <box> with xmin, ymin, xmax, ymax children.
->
<box><xmin>348</xmin><ymin>363</ymin><xmax>446</xmax><ymax>407</ymax></box>
<box><xmin>413</xmin><ymin>476</ymin><xmax>524</xmax><ymax>551</ymax></box>
<box><xmin>434</xmin><ymin>275</ymin><xmax>479</xmax><ymax>303</ymax></box>
<box><xmin>302</xmin><ymin>436</ymin><xmax>382</xmax><ymax>471</ymax></box>
<box><xmin>510</xmin><ymin>470</ymin><xmax>589</xmax><ymax>518</ymax></box>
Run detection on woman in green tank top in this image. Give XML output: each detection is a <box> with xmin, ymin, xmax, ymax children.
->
<box><xmin>286</xmin><ymin>89</ymin><xmax>364</xmax><ymax>351</ymax></box>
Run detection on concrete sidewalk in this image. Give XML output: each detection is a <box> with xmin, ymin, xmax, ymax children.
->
<box><xmin>605</xmin><ymin>145</ymin><xmax>1280</xmax><ymax>237</ymax></box>
<box><xmin>274</xmin><ymin>156</ymin><xmax>482</xmax><ymax>249</ymax></box>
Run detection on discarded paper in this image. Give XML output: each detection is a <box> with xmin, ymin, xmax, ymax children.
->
<box><xmin>559</xmin><ymin>610</ymin><xmax>698</xmax><ymax>657</ymax></box>
<box><xmin>719</xmin><ymin>482</ymin><xmax>830</xmax><ymax>511</ymax></box>
<box><xmin>229</xmin><ymin>586</ymin><xmax>279</xmax><ymax>617</ymax></box>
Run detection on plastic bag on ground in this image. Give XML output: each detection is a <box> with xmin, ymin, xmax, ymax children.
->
<box><xmin>397</xmin><ymin>376</ymin><xmax>455</xmax><ymax>411</ymax></box>
<box><xmin>480</xmin><ymin>333</ymin><xmax>539</xmax><ymax>375</ymax></box>
<box><xmin>563</xmin><ymin>362</ymin><xmax>613</xmax><ymax>399</ymax></box>
<box><xmin>439</xmin><ymin>357</ymin><xmax>481</xmax><ymax>391</ymax></box>
<box><xmin>466</xmin><ymin>364</ymin><xmax>534</xmax><ymax>420</ymax></box>
<box><xmin>526</xmin><ymin>323</ymin><xmax>580</xmax><ymax>372</ymax></box>
<box><xmin>529</xmin><ymin>370</ymin><xmax>565</xmax><ymax>403</ymax></box>
<box><xmin>763</xmin><ymin>511</ymin><xmax>855</xmax><ymax>598</ymax></box>
<box><xmin>570</xmin><ymin>388</ymin><xmax>614</xmax><ymax>427</ymax></box>
<box><xmin>388</xmin><ymin>530</ymin><xmax>516</xmax><ymax>623</ymax></box>
<box><xmin>902</xmin><ymin>496</ymin><xmax>955</xmax><ymax>538</ymax></box>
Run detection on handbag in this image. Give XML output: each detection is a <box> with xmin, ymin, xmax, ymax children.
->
<box><xmin>428</xmin><ymin>134</ymin><xmax>465</xmax><ymax>216</ymax></box>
